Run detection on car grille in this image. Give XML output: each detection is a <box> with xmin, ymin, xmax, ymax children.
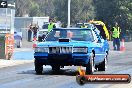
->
<box><xmin>49</xmin><ymin>47</ymin><xmax>72</xmax><ymax>54</ymax></box>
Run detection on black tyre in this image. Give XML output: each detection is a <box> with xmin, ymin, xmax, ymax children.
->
<box><xmin>52</xmin><ymin>65</ymin><xmax>60</xmax><ymax>71</ymax></box>
<box><xmin>35</xmin><ymin>60</ymin><xmax>43</xmax><ymax>74</ymax></box>
<box><xmin>86</xmin><ymin>54</ymin><xmax>94</xmax><ymax>74</ymax></box>
<box><xmin>76</xmin><ymin>76</ymin><xmax>86</xmax><ymax>85</ymax></box>
<box><xmin>98</xmin><ymin>55</ymin><xmax>107</xmax><ymax>71</ymax></box>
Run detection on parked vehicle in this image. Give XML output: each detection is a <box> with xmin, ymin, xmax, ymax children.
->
<box><xmin>37</xmin><ymin>29</ymin><xmax>48</xmax><ymax>42</ymax></box>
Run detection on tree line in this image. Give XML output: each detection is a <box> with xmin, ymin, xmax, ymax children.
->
<box><xmin>15</xmin><ymin>0</ymin><xmax>132</xmax><ymax>32</ymax></box>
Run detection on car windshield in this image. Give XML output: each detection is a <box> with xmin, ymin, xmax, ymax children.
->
<box><xmin>45</xmin><ymin>29</ymin><xmax>94</xmax><ymax>41</ymax></box>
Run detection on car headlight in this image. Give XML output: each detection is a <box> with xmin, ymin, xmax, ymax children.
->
<box><xmin>73</xmin><ymin>47</ymin><xmax>88</xmax><ymax>53</ymax></box>
<box><xmin>35</xmin><ymin>47</ymin><xmax>49</xmax><ymax>53</ymax></box>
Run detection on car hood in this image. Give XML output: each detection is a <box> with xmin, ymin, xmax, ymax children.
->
<box><xmin>37</xmin><ymin>41</ymin><xmax>96</xmax><ymax>47</ymax></box>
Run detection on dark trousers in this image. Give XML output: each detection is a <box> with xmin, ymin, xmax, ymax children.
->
<box><xmin>28</xmin><ymin>30</ymin><xmax>32</xmax><ymax>42</ymax></box>
<box><xmin>113</xmin><ymin>38</ymin><xmax>120</xmax><ymax>51</ymax></box>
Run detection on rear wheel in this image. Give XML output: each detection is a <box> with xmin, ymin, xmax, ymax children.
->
<box><xmin>98</xmin><ymin>54</ymin><xmax>107</xmax><ymax>71</ymax></box>
<box><xmin>86</xmin><ymin>54</ymin><xmax>94</xmax><ymax>74</ymax></box>
<box><xmin>35</xmin><ymin>60</ymin><xmax>43</xmax><ymax>74</ymax></box>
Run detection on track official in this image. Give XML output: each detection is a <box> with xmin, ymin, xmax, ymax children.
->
<box><xmin>112</xmin><ymin>22</ymin><xmax>121</xmax><ymax>51</ymax></box>
<box><xmin>48</xmin><ymin>21</ymin><xmax>56</xmax><ymax>32</ymax></box>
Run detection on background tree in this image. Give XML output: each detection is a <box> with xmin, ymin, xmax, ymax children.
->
<box><xmin>15</xmin><ymin>0</ymin><xmax>132</xmax><ymax>31</ymax></box>
<box><xmin>15</xmin><ymin>0</ymin><xmax>31</xmax><ymax>16</ymax></box>
<box><xmin>70</xmin><ymin>0</ymin><xmax>95</xmax><ymax>23</ymax></box>
<box><xmin>94</xmin><ymin>0</ymin><xmax>132</xmax><ymax>32</ymax></box>
<box><xmin>53</xmin><ymin>0</ymin><xmax>95</xmax><ymax>24</ymax></box>
<box><xmin>29</xmin><ymin>1</ymin><xmax>40</xmax><ymax>17</ymax></box>
<box><xmin>53</xmin><ymin>0</ymin><xmax>68</xmax><ymax>25</ymax></box>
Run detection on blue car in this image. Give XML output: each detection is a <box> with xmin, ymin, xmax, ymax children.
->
<box><xmin>34</xmin><ymin>27</ymin><xmax>109</xmax><ymax>74</ymax></box>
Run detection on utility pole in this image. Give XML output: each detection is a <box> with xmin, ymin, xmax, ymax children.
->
<box><xmin>67</xmin><ymin>0</ymin><xmax>71</xmax><ymax>28</ymax></box>
<box><xmin>8</xmin><ymin>2</ymin><xmax>15</xmax><ymax>34</ymax></box>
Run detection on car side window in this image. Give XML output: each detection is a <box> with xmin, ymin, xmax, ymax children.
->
<box><xmin>92</xmin><ymin>30</ymin><xmax>99</xmax><ymax>42</ymax></box>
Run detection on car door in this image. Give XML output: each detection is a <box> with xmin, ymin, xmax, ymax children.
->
<box><xmin>92</xmin><ymin>30</ymin><xmax>106</xmax><ymax>64</ymax></box>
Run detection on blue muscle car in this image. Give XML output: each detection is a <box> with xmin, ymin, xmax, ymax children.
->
<box><xmin>34</xmin><ymin>26</ymin><xmax>109</xmax><ymax>74</ymax></box>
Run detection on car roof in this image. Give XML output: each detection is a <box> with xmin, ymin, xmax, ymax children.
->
<box><xmin>52</xmin><ymin>27</ymin><xmax>93</xmax><ymax>30</ymax></box>
<box><xmin>76</xmin><ymin>23</ymin><xmax>95</xmax><ymax>27</ymax></box>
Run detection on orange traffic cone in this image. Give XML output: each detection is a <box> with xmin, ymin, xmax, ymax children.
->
<box><xmin>33</xmin><ymin>37</ymin><xmax>37</xmax><ymax>48</ymax></box>
<box><xmin>120</xmin><ymin>39</ymin><xmax>125</xmax><ymax>51</ymax></box>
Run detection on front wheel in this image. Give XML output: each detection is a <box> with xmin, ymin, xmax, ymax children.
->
<box><xmin>86</xmin><ymin>54</ymin><xmax>94</xmax><ymax>74</ymax></box>
<box><xmin>98</xmin><ymin>55</ymin><xmax>107</xmax><ymax>71</ymax></box>
<box><xmin>35</xmin><ymin>60</ymin><xmax>43</xmax><ymax>74</ymax></box>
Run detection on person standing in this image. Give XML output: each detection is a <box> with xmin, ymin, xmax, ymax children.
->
<box><xmin>112</xmin><ymin>22</ymin><xmax>121</xmax><ymax>51</ymax></box>
<box><xmin>33</xmin><ymin>24</ymin><xmax>39</xmax><ymax>39</ymax></box>
<box><xmin>48</xmin><ymin>20</ymin><xmax>56</xmax><ymax>32</ymax></box>
<box><xmin>28</xmin><ymin>24</ymin><xmax>33</xmax><ymax>42</ymax></box>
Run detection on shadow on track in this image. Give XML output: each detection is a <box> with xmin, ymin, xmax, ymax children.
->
<box><xmin>18</xmin><ymin>68</ymin><xmax>79</xmax><ymax>76</ymax></box>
